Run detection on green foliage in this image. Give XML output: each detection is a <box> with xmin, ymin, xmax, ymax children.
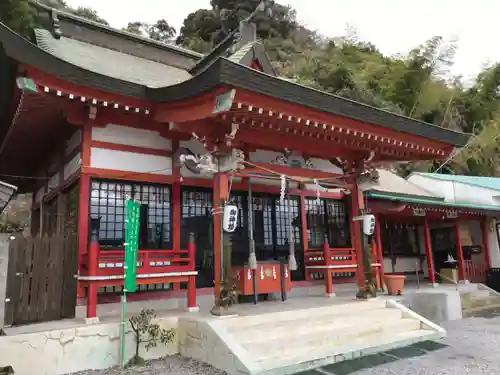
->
<box><xmin>0</xmin><ymin>0</ymin><xmax>37</xmax><ymax>37</ymax></box>
<box><xmin>128</xmin><ymin>309</ymin><xmax>175</xmax><ymax>364</ymax></box>
<box><xmin>71</xmin><ymin>7</ymin><xmax>108</xmax><ymax>25</ymax></box>
<box><xmin>123</xmin><ymin>19</ymin><xmax>175</xmax><ymax>43</ymax></box>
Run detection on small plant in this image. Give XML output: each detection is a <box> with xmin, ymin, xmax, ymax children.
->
<box><xmin>128</xmin><ymin>309</ymin><xmax>175</xmax><ymax>366</ymax></box>
<box><xmin>356</xmin><ymin>243</ymin><xmax>377</xmax><ymax>299</ymax></box>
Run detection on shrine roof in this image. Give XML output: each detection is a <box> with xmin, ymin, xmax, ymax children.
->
<box><xmin>0</xmin><ymin>20</ymin><xmax>470</xmax><ymax>148</ymax></box>
<box><xmin>34</xmin><ymin>29</ymin><xmax>192</xmax><ymax>88</ymax></box>
<box><xmin>409</xmin><ymin>173</ymin><xmax>500</xmax><ymax>192</ymax></box>
<box><xmin>361</xmin><ymin>169</ymin><xmax>442</xmax><ymax>200</ymax></box>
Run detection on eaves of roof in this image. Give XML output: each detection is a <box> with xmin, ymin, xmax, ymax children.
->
<box><xmin>367</xmin><ymin>191</ymin><xmax>500</xmax><ymax>212</ymax></box>
<box><xmin>0</xmin><ymin>21</ymin><xmax>471</xmax><ymax>147</ymax></box>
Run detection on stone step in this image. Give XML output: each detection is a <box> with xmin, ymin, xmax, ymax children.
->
<box><xmin>463</xmin><ymin>303</ymin><xmax>500</xmax><ymax>317</ymax></box>
<box><xmin>257</xmin><ymin>329</ymin><xmax>441</xmax><ymax>375</ymax></box>
<box><xmin>258</xmin><ymin>329</ymin><xmax>441</xmax><ymax>374</ymax></box>
<box><xmin>234</xmin><ymin>308</ymin><xmax>404</xmax><ymax>344</ymax></box>
<box><xmin>223</xmin><ymin>299</ymin><xmax>388</xmax><ymax>330</ymax></box>
<box><xmin>247</xmin><ymin>317</ymin><xmax>421</xmax><ymax>362</ymax></box>
<box><xmin>470</xmin><ymin>289</ymin><xmax>492</xmax><ymax>299</ymax></box>
<box><xmin>470</xmin><ymin>295</ymin><xmax>500</xmax><ymax>309</ymax></box>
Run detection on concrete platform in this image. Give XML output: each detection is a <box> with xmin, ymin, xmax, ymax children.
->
<box><xmin>0</xmin><ymin>281</ymin><xmax>475</xmax><ymax>375</ymax></box>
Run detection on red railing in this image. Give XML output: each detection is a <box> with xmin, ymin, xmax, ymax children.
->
<box><xmin>306</xmin><ymin>247</ymin><xmax>357</xmax><ymax>268</ymax></box>
<box><xmin>82</xmin><ymin>241</ymin><xmax>196</xmax><ymax>278</ymax></box>
<box><xmin>465</xmin><ymin>260</ymin><xmax>488</xmax><ymax>283</ymax></box>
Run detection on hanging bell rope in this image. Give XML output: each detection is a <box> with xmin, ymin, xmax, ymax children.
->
<box><xmin>286</xmin><ymin>185</ymin><xmax>297</xmax><ymax>272</ymax></box>
<box><xmin>247</xmin><ymin>178</ymin><xmax>257</xmax><ymax>270</ymax></box>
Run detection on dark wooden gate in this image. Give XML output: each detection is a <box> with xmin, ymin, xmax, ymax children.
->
<box><xmin>4</xmin><ymin>234</ymin><xmax>78</xmax><ymax>326</ymax></box>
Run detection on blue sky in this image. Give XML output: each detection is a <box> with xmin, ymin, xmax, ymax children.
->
<box><xmin>65</xmin><ymin>0</ymin><xmax>500</xmax><ymax>83</ymax></box>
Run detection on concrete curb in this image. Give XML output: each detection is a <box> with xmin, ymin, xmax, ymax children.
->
<box><xmin>385</xmin><ymin>299</ymin><xmax>446</xmax><ymax>336</ymax></box>
<box><xmin>478</xmin><ymin>283</ymin><xmax>500</xmax><ymax>297</ymax></box>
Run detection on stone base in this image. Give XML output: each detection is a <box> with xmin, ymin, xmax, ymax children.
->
<box><xmin>325</xmin><ymin>292</ymin><xmax>336</xmax><ymax>298</ymax></box>
<box><xmin>84</xmin><ymin>317</ymin><xmax>100</xmax><ymax>325</ymax></box>
<box><xmin>187</xmin><ymin>306</ymin><xmax>200</xmax><ymax>313</ymax></box>
<box><xmin>459</xmin><ymin>280</ymin><xmax>470</xmax><ymax>285</ymax></box>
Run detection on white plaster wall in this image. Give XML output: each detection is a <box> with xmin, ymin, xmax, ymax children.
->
<box><xmin>249</xmin><ymin>149</ymin><xmax>343</xmax><ymax>175</ymax></box>
<box><xmin>383</xmin><ymin>256</ymin><xmax>421</xmax><ymax>274</ymax></box>
<box><xmin>66</xmin><ymin>129</ymin><xmax>82</xmax><ymax>156</ymax></box>
<box><xmin>92</xmin><ymin>124</ymin><xmax>172</xmax><ymax>151</ymax></box>
<box><xmin>0</xmin><ymin>316</ymin><xmax>178</xmax><ymax>375</ymax></box>
<box><xmin>488</xmin><ymin>217</ymin><xmax>500</xmax><ymax>267</ymax></box>
<box><xmin>90</xmin><ymin>148</ymin><xmax>172</xmax><ymax>175</ymax></box>
<box><xmin>64</xmin><ymin>152</ymin><xmax>81</xmax><ymax>180</ymax></box>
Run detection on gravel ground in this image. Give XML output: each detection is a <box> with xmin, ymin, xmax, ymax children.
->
<box><xmin>68</xmin><ymin>356</ymin><xmax>226</xmax><ymax>375</ymax></box>
<box><xmin>69</xmin><ymin>314</ymin><xmax>500</xmax><ymax>375</ymax></box>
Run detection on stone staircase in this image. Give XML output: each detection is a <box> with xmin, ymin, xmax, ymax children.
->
<box><xmin>179</xmin><ymin>298</ymin><xmax>445</xmax><ymax>375</ymax></box>
<box><xmin>461</xmin><ymin>286</ymin><xmax>500</xmax><ymax>317</ymax></box>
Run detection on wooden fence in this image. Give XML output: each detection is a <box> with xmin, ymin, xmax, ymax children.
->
<box><xmin>4</xmin><ymin>234</ymin><xmax>78</xmax><ymax>326</ymax></box>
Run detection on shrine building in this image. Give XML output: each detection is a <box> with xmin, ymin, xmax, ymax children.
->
<box><xmin>0</xmin><ymin>5</ymin><xmax>483</xmax><ymax>321</ymax></box>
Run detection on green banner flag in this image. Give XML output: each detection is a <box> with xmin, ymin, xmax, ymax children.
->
<box><xmin>124</xmin><ymin>199</ymin><xmax>141</xmax><ymax>292</ymax></box>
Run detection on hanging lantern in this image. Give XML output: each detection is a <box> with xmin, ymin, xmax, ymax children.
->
<box><xmin>223</xmin><ymin>204</ymin><xmax>238</xmax><ymax>233</ymax></box>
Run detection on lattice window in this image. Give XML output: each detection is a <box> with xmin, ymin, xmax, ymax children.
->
<box><xmin>274</xmin><ymin>197</ymin><xmax>301</xmax><ymax>246</ymax></box>
<box><xmin>381</xmin><ymin>221</ymin><xmax>420</xmax><ymax>256</ymax></box>
<box><xmin>305</xmin><ymin>198</ymin><xmax>351</xmax><ymax>248</ymax></box>
<box><xmin>90</xmin><ymin>180</ymin><xmax>172</xmax><ymax>250</ymax></box>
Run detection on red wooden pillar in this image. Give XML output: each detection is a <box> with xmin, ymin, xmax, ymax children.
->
<box><xmin>481</xmin><ymin>217</ymin><xmax>492</xmax><ymax>269</ymax></box>
<box><xmin>323</xmin><ymin>242</ymin><xmax>333</xmax><ymax>296</ymax></box>
<box><xmin>374</xmin><ymin>215</ymin><xmax>385</xmax><ymax>290</ymax></box>
<box><xmin>423</xmin><ymin>218</ymin><xmax>436</xmax><ymax>285</ymax></box>
<box><xmin>187</xmin><ymin>234</ymin><xmax>197</xmax><ymax>311</ymax></box>
<box><xmin>213</xmin><ymin>172</ymin><xmax>228</xmax><ymax>306</ymax></box>
<box><xmin>77</xmin><ymin>123</ymin><xmax>92</xmax><ymax>298</ymax></box>
<box><xmin>350</xmin><ymin>184</ymin><xmax>365</xmax><ymax>287</ymax></box>
<box><xmin>86</xmin><ymin>239</ymin><xmax>99</xmax><ymax>318</ymax></box>
<box><xmin>172</xmin><ymin>139</ymin><xmax>182</xmax><ymax>291</ymax></box>
<box><xmin>172</xmin><ymin>182</ymin><xmax>181</xmax><ymax>291</ymax></box>
<box><xmin>454</xmin><ymin>220</ymin><xmax>466</xmax><ymax>281</ymax></box>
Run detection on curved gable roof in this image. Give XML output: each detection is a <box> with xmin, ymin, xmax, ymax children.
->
<box><xmin>34</xmin><ymin>29</ymin><xmax>191</xmax><ymax>88</ymax></box>
<box><xmin>0</xmin><ymin>21</ymin><xmax>470</xmax><ymax>148</ymax></box>
<box><xmin>410</xmin><ymin>173</ymin><xmax>500</xmax><ymax>191</ymax></box>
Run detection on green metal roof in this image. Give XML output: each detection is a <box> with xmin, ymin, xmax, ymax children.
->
<box><xmin>411</xmin><ymin>172</ymin><xmax>500</xmax><ymax>192</ymax></box>
<box><xmin>34</xmin><ymin>29</ymin><xmax>192</xmax><ymax>88</ymax></box>
<box><xmin>367</xmin><ymin>191</ymin><xmax>500</xmax><ymax>212</ymax></box>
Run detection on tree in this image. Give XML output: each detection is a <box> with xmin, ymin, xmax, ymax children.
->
<box><xmin>123</xmin><ymin>19</ymin><xmax>176</xmax><ymax>43</ymax></box>
<box><xmin>71</xmin><ymin>6</ymin><xmax>109</xmax><ymax>25</ymax></box>
<box><xmin>128</xmin><ymin>309</ymin><xmax>175</xmax><ymax>365</ymax></box>
<box><xmin>0</xmin><ymin>0</ymin><xmax>37</xmax><ymax>37</ymax></box>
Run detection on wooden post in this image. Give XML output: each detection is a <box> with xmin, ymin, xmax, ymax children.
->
<box><xmin>187</xmin><ymin>233</ymin><xmax>197</xmax><ymax>311</ymax></box>
<box><xmin>350</xmin><ymin>184</ymin><xmax>365</xmax><ymax>287</ymax></box>
<box><xmin>323</xmin><ymin>241</ymin><xmax>333</xmax><ymax>296</ymax></box>
<box><xmin>77</xmin><ymin>123</ymin><xmax>92</xmax><ymax>298</ymax></box>
<box><xmin>172</xmin><ymin>182</ymin><xmax>181</xmax><ymax>291</ymax></box>
<box><xmin>86</xmin><ymin>239</ymin><xmax>99</xmax><ymax>318</ymax></box>
<box><xmin>423</xmin><ymin>218</ymin><xmax>436</xmax><ymax>285</ymax></box>
<box><xmin>454</xmin><ymin>220</ymin><xmax>466</xmax><ymax>281</ymax></box>
<box><xmin>374</xmin><ymin>215</ymin><xmax>385</xmax><ymax>290</ymax></box>
<box><xmin>481</xmin><ymin>217</ymin><xmax>492</xmax><ymax>269</ymax></box>
<box><xmin>299</xmin><ymin>193</ymin><xmax>309</xmax><ymax>281</ymax></box>
<box><xmin>212</xmin><ymin>172</ymin><xmax>228</xmax><ymax>307</ymax></box>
